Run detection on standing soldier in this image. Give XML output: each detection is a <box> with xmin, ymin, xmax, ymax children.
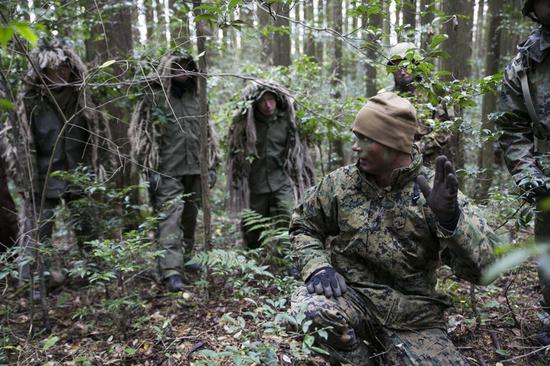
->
<box><xmin>290</xmin><ymin>92</ymin><xmax>497</xmax><ymax>365</ymax></box>
<box><xmin>5</xmin><ymin>38</ymin><xmax>113</xmax><ymax>290</ymax></box>
<box><xmin>495</xmin><ymin>0</ymin><xmax>550</xmax><ymax>346</ymax></box>
<box><xmin>385</xmin><ymin>42</ymin><xmax>452</xmax><ymax>166</ymax></box>
<box><xmin>226</xmin><ymin>80</ymin><xmax>314</xmax><ymax>249</ymax></box>
<box><xmin>0</xmin><ymin>71</ymin><xmax>18</xmax><ymax>253</ymax></box>
<box><xmin>129</xmin><ymin>52</ymin><xmax>218</xmax><ymax>292</ymax></box>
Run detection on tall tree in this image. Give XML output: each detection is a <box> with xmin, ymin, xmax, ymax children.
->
<box><xmin>441</xmin><ymin>0</ymin><xmax>474</xmax><ymax>183</ymax></box>
<box><xmin>192</xmin><ymin>0</ymin><xmax>212</xmax><ymax>249</ymax></box>
<box><xmin>272</xmin><ymin>1</ymin><xmax>291</xmax><ymax>66</ymax></box>
<box><xmin>363</xmin><ymin>0</ymin><xmax>382</xmax><ymax>97</ymax></box>
<box><xmin>85</xmin><ymin>0</ymin><xmax>134</xmax><ymax>185</ymax></box>
<box><xmin>257</xmin><ymin>1</ymin><xmax>272</xmax><ymax>65</ymax></box>
<box><xmin>477</xmin><ymin>0</ymin><xmax>503</xmax><ymax>199</ymax></box>
<box><xmin>329</xmin><ymin>0</ymin><xmax>346</xmax><ymax>168</ymax></box>
<box><xmin>304</xmin><ymin>0</ymin><xmax>316</xmax><ymax>59</ymax></box>
<box><xmin>420</xmin><ymin>0</ymin><xmax>434</xmax><ymax>49</ymax></box>
<box><xmin>315</xmin><ymin>0</ymin><xmax>325</xmax><ymax>64</ymax></box>
<box><xmin>402</xmin><ymin>0</ymin><xmax>417</xmax><ymax>41</ymax></box>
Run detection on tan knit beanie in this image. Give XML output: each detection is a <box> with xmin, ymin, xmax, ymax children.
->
<box><xmin>352</xmin><ymin>92</ymin><xmax>417</xmax><ymax>154</ymax></box>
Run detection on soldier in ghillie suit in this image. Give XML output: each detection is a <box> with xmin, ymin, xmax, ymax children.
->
<box><xmin>0</xmin><ymin>71</ymin><xmax>18</xmax><ymax>253</ymax></box>
<box><xmin>290</xmin><ymin>92</ymin><xmax>497</xmax><ymax>365</ymax></box>
<box><xmin>385</xmin><ymin>42</ymin><xmax>452</xmax><ymax>166</ymax></box>
<box><xmin>129</xmin><ymin>51</ymin><xmax>218</xmax><ymax>292</ymax></box>
<box><xmin>5</xmin><ymin>38</ymin><xmax>114</xmax><ymax>287</ymax></box>
<box><xmin>494</xmin><ymin>0</ymin><xmax>550</xmax><ymax>346</ymax></box>
<box><xmin>226</xmin><ymin>80</ymin><xmax>314</xmax><ymax>249</ymax></box>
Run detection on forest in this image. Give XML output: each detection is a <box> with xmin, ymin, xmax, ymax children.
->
<box><xmin>0</xmin><ymin>0</ymin><xmax>549</xmax><ymax>365</ymax></box>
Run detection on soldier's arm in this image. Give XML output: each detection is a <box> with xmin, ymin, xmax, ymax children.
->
<box><xmin>495</xmin><ymin>61</ymin><xmax>542</xmax><ymax>185</ymax></box>
<box><xmin>436</xmin><ymin>192</ymin><xmax>498</xmax><ymax>284</ymax></box>
<box><xmin>289</xmin><ymin>174</ymin><xmax>339</xmax><ymax>282</ymax></box>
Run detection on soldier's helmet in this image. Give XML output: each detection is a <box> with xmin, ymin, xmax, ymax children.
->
<box><xmin>522</xmin><ymin>0</ymin><xmax>536</xmax><ymax>19</ymax></box>
<box><xmin>386</xmin><ymin>42</ymin><xmax>417</xmax><ymax>65</ymax></box>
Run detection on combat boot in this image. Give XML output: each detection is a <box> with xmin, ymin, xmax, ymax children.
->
<box><xmin>165</xmin><ymin>274</ymin><xmax>184</xmax><ymax>292</ymax></box>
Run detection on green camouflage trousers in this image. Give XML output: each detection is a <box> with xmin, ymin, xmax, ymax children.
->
<box><xmin>154</xmin><ymin>175</ymin><xmax>201</xmax><ymax>279</ymax></box>
<box><xmin>242</xmin><ymin>184</ymin><xmax>293</xmax><ymax>249</ymax></box>
<box><xmin>535</xmin><ymin>195</ymin><xmax>550</xmax><ymax>315</ymax></box>
<box><xmin>290</xmin><ymin>286</ymin><xmax>469</xmax><ymax>366</ymax></box>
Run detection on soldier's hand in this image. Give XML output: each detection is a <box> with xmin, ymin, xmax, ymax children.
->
<box><xmin>417</xmin><ymin>155</ymin><xmax>460</xmax><ymax>231</ymax></box>
<box><xmin>306</xmin><ymin>267</ymin><xmax>348</xmax><ymax>299</ymax></box>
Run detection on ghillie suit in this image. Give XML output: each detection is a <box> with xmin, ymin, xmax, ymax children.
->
<box><xmin>129</xmin><ymin>52</ymin><xmax>218</xmax><ymax>280</ymax></box>
<box><xmin>5</xmin><ymin>38</ymin><xmax>115</xmax><ymax>280</ymax></box>
<box><xmin>226</xmin><ymin>80</ymin><xmax>315</xmax><ymax>214</ymax></box>
<box><xmin>226</xmin><ymin>80</ymin><xmax>315</xmax><ymax>248</ymax></box>
<box><xmin>0</xmin><ymin>71</ymin><xmax>18</xmax><ymax>253</ymax></box>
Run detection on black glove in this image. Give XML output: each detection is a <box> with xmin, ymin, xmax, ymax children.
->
<box><xmin>306</xmin><ymin>267</ymin><xmax>348</xmax><ymax>299</ymax></box>
<box><xmin>417</xmin><ymin>155</ymin><xmax>460</xmax><ymax>231</ymax></box>
<box><xmin>208</xmin><ymin>169</ymin><xmax>217</xmax><ymax>189</ymax></box>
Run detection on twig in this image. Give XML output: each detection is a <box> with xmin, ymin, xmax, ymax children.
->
<box><xmin>504</xmin><ymin>272</ymin><xmax>520</xmax><ymax>329</ymax></box>
<box><xmin>472</xmin><ymin>349</ymin><xmax>487</xmax><ymax>366</ymax></box>
<box><xmin>501</xmin><ymin>345</ymin><xmax>549</xmax><ymax>362</ymax></box>
<box><xmin>489</xmin><ymin>330</ymin><xmax>503</xmax><ymax>359</ymax></box>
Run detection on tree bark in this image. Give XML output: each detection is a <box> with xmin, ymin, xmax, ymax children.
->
<box><xmin>257</xmin><ymin>1</ymin><xmax>272</xmax><ymax>65</ymax></box>
<box><xmin>272</xmin><ymin>1</ymin><xmax>291</xmax><ymax>66</ymax></box>
<box><xmin>476</xmin><ymin>0</ymin><xmax>503</xmax><ymax>200</ymax></box>
<box><xmin>85</xmin><ymin>0</ymin><xmax>134</xmax><ymax>187</ymax></box>
<box><xmin>304</xmin><ymin>0</ymin><xmax>316</xmax><ymax>59</ymax></box>
<box><xmin>363</xmin><ymin>0</ymin><xmax>382</xmax><ymax>97</ymax></box>
<box><xmin>330</xmin><ymin>0</ymin><xmax>345</xmax><ymax>168</ymax></box>
<box><xmin>441</xmin><ymin>0</ymin><xmax>474</xmax><ymax>186</ymax></box>
<box><xmin>192</xmin><ymin>0</ymin><xmax>212</xmax><ymax>249</ymax></box>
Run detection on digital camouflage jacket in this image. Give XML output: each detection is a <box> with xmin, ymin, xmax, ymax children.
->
<box><xmin>496</xmin><ymin>27</ymin><xmax>550</xmax><ymax>185</ymax></box>
<box><xmin>226</xmin><ymin>80</ymin><xmax>315</xmax><ymax>214</ymax></box>
<box><xmin>290</xmin><ymin>148</ymin><xmax>497</xmax><ymax>330</ymax></box>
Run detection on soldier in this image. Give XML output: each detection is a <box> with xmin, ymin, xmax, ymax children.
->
<box><xmin>226</xmin><ymin>80</ymin><xmax>314</xmax><ymax>249</ymax></box>
<box><xmin>129</xmin><ymin>51</ymin><xmax>218</xmax><ymax>292</ymax></box>
<box><xmin>494</xmin><ymin>0</ymin><xmax>550</xmax><ymax>346</ymax></box>
<box><xmin>290</xmin><ymin>92</ymin><xmax>497</xmax><ymax>365</ymax></box>
<box><xmin>0</xmin><ymin>71</ymin><xmax>18</xmax><ymax>253</ymax></box>
<box><xmin>6</xmin><ymin>38</ymin><xmax>113</xmax><ymax>290</ymax></box>
<box><xmin>385</xmin><ymin>42</ymin><xmax>452</xmax><ymax>166</ymax></box>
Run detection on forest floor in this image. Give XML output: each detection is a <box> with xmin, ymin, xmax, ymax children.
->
<box><xmin>1</xmin><ymin>215</ymin><xmax>550</xmax><ymax>366</ymax></box>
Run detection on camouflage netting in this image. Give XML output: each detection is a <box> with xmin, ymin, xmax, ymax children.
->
<box><xmin>225</xmin><ymin>80</ymin><xmax>315</xmax><ymax>214</ymax></box>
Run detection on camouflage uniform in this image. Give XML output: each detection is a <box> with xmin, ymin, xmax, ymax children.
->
<box><xmin>6</xmin><ymin>39</ymin><xmax>113</xmax><ymax>279</ymax></box>
<box><xmin>495</xmin><ymin>27</ymin><xmax>550</xmax><ymax>314</ymax></box>
<box><xmin>129</xmin><ymin>52</ymin><xmax>217</xmax><ymax>279</ymax></box>
<box><xmin>226</xmin><ymin>81</ymin><xmax>314</xmax><ymax>248</ymax></box>
<box><xmin>0</xmin><ymin>71</ymin><xmax>18</xmax><ymax>252</ymax></box>
<box><xmin>290</xmin><ymin>148</ymin><xmax>496</xmax><ymax>364</ymax></box>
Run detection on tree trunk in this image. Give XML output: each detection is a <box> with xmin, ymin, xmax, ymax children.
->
<box><xmin>441</xmin><ymin>0</ymin><xmax>474</xmax><ymax>186</ymax></box>
<box><xmin>293</xmin><ymin>0</ymin><xmax>301</xmax><ymax>56</ymax></box>
<box><xmin>257</xmin><ymin>1</ymin><xmax>272</xmax><ymax>65</ymax></box>
<box><xmin>272</xmin><ymin>2</ymin><xmax>291</xmax><ymax>66</ymax></box>
<box><xmin>330</xmin><ymin>0</ymin><xmax>345</xmax><ymax>168</ymax></box>
<box><xmin>315</xmin><ymin>0</ymin><xmax>325</xmax><ymax>64</ymax></box>
<box><xmin>476</xmin><ymin>0</ymin><xmax>502</xmax><ymax>200</ymax></box>
<box><xmin>402</xmin><ymin>0</ymin><xmax>416</xmax><ymax>41</ymax></box>
<box><xmin>420</xmin><ymin>0</ymin><xmax>435</xmax><ymax>49</ymax></box>
<box><xmin>304</xmin><ymin>0</ymin><xmax>316</xmax><ymax>59</ymax></box>
<box><xmin>192</xmin><ymin>0</ymin><xmax>212</xmax><ymax>249</ymax></box>
<box><xmin>363</xmin><ymin>0</ymin><xmax>382</xmax><ymax>97</ymax></box>
<box><xmin>170</xmin><ymin>0</ymin><xmax>190</xmax><ymax>48</ymax></box>
<box><xmin>85</xmin><ymin>0</ymin><xmax>134</xmax><ymax>187</ymax></box>
<box><xmin>473</xmin><ymin>0</ymin><xmax>486</xmax><ymax>78</ymax></box>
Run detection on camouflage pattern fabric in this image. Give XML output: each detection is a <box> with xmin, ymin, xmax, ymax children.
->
<box><xmin>290</xmin><ymin>147</ymin><xmax>496</xmax><ymax>333</ymax></box>
<box><xmin>496</xmin><ymin>27</ymin><xmax>550</xmax><ymax>313</ymax></box>
<box><xmin>291</xmin><ymin>286</ymin><xmax>470</xmax><ymax>365</ymax></box>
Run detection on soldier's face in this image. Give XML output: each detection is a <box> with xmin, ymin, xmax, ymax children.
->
<box><xmin>256</xmin><ymin>92</ymin><xmax>277</xmax><ymax>117</ymax></box>
<box><xmin>534</xmin><ymin>0</ymin><xmax>550</xmax><ymax>26</ymax></box>
<box><xmin>393</xmin><ymin>65</ymin><xmax>415</xmax><ymax>90</ymax></box>
<box><xmin>172</xmin><ymin>61</ymin><xmax>191</xmax><ymax>82</ymax></box>
<box><xmin>352</xmin><ymin>132</ymin><xmax>397</xmax><ymax>174</ymax></box>
<box><xmin>44</xmin><ymin>63</ymin><xmax>72</xmax><ymax>89</ymax></box>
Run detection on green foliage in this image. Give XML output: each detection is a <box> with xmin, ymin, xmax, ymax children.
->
<box><xmin>0</xmin><ymin>21</ymin><xmax>38</xmax><ymax>47</ymax></box>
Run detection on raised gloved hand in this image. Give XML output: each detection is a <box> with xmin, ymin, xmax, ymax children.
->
<box><xmin>417</xmin><ymin>155</ymin><xmax>460</xmax><ymax>231</ymax></box>
<box><xmin>306</xmin><ymin>267</ymin><xmax>348</xmax><ymax>299</ymax></box>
